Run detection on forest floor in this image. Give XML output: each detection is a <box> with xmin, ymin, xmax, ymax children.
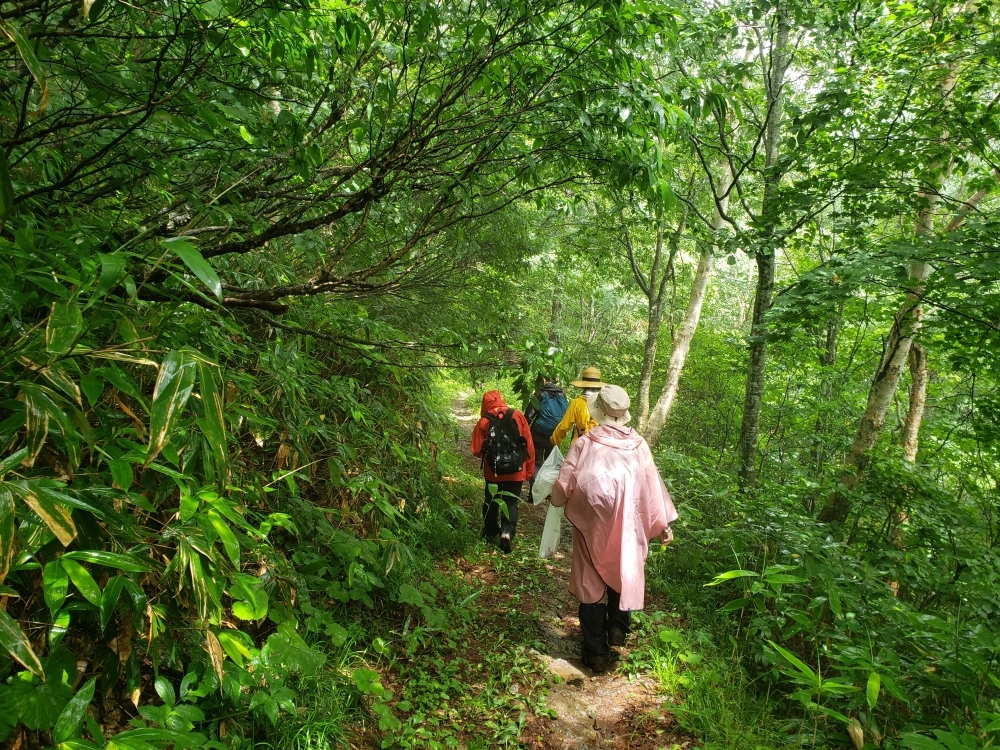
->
<box><xmin>428</xmin><ymin>396</ymin><xmax>694</xmax><ymax>749</ymax></box>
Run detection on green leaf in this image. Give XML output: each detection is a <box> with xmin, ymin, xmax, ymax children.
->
<box><xmin>64</xmin><ymin>550</ymin><xmax>150</xmax><ymax>572</ymax></box>
<box><xmin>764</xmin><ymin>574</ymin><xmax>807</xmax><ymax>585</ymax></box>
<box><xmin>147</xmin><ymin>350</ymin><xmax>197</xmax><ymax>465</ymax></box>
<box><xmin>1</xmin><ymin>21</ymin><xmax>48</xmax><ymax>114</ymax></box>
<box><xmin>0</xmin><ymin>447</ymin><xmax>28</xmax><ymax>476</ymax></box>
<box><xmin>163</xmin><ymin>238</ymin><xmax>221</xmax><ymax>301</ymax></box>
<box><xmin>768</xmin><ymin>640</ymin><xmax>818</xmax><ymax>685</ymax></box>
<box><xmin>828</xmin><ymin>588</ymin><xmax>842</xmax><ymax>618</ymax></box>
<box><xmin>901</xmin><ymin>734</ymin><xmax>949</xmax><ymax>750</ymax></box>
<box><xmin>11</xmin><ymin>479</ymin><xmax>77</xmax><ymax>546</ymax></box>
<box><xmin>109</xmin><ymin>459</ymin><xmax>133</xmax><ymax>490</ymax></box>
<box><xmin>0</xmin><ymin>151</ymin><xmax>14</xmax><ymax>230</ymax></box>
<box><xmin>0</xmin><ymin>488</ymin><xmax>13</xmax><ymax>583</ymax></box>
<box><xmin>264</xmin><ymin>621</ymin><xmax>326</xmax><ymax>675</ymax></box>
<box><xmin>52</xmin><ymin>677</ymin><xmax>97</xmax><ymax>743</ymax></box>
<box><xmin>94</xmin><ymin>252</ymin><xmax>126</xmax><ymax>301</ymax></box>
<box><xmin>43</xmin><ymin>559</ymin><xmax>69</xmax><ymax>614</ymax></box>
<box><xmin>352</xmin><ymin>667</ymin><xmax>384</xmax><ymax>696</ymax></box>
<box><xmin>397</xmin><ymin>583</ymin><xmax>425</xmax><ymax>606</ymax></box>
<box><xmin>80</xmin><ymin>371</ymin><xmax>104</xmax><ymax>408</ymax></box>
<box><xmin>154</xmin><ymin>676</ymin><xmax>175</xmax><ymax>708</ymax></box>
<box><xmin>866</xmin><ymin>671</ymin><xmax>881</xmax><ymax>710</ymax></box>
<box><xmin>45</xmin><ymin>301</ymin><xmax>84</xmax><ymax>356</ymax></box>
<box><xmin>0</xmin><ymin>605</ymin><xmax>43</xmax><ymax>676</ymax></box>
<box><xmin>61</xmin><ymin>558</ymin><xmax>102</xmax><ymax>607</ymax></box>
<box><xmin>206</xmin><ymin>510</ymin><xmax>240</xmax><ymax>566</ymax></box>
<box><xmin>720</xmin><ymin>597</ymin><xmax>751</xmax><ymax>611</ymax></box>
<box><xmin>100</xmin><ymin>575</ymin><xmax>126</xmax><ymax>631</ymax></box>
<box><xmin>705</xmin><ymin>569</ymin><xmax>759</xmax><ymax>586</ymax></box>
<box><xmin>195</xmin><ymin>358</ymin><xmax>229</xmax><ymax>480</ymax></box>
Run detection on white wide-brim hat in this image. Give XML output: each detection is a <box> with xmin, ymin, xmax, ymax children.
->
<box><xmin>588</xmin><ymin>384</ymin><xmax>631</xmax><ymax>426</ymax></box>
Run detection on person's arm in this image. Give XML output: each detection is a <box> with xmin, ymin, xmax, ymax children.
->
<box><xmin>470</xmin><ymin>418</ymin><xmax>487</xmax><ymax>458</ymax></box>
<box><xmin>550</xmin><ymin>397</ymin><xmax>581</xmax><ymax>445</ymax></box>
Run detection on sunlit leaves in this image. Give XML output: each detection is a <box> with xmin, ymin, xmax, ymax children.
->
<box><xmin>147</xmin><ymin>350</ymin><xmax>197</xmax><ymax>465</ymax></box>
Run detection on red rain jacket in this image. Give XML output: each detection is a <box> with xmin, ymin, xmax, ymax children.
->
<box><xmin>470</xmin><ymin>390</ymin><xmax>536</xmax><ymax>482</ymax></box>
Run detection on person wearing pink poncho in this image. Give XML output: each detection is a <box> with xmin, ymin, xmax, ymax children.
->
<box><xmin>551</xmin><ymin>384</ymin><xmax>678</xmax><ymax>673</ymax></box>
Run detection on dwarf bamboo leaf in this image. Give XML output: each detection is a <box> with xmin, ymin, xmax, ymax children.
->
<box><xmin>0</xmin><ymin>605</ymin><xmax>43</xmax><ymax>676</ymax></box>
<box><xmin>0</xmin><ymin>151</ymin><xmax>13</xmax><ymax>230</ymax></box>
<box><xmin>45</xmin><ymin>302</ymin><xmax>84</xmax><ymax>356</ymax></box>
<box><xmin>61</xmin><ymin>558</ymin><xmax>102</xmax><ymax>606</ymax></box>
<box><xmin>12</xmin><ymin>479</ymin><xmax>77</xmax><ymax>545</ymax></box>
<box><xmin>109</xmin><ymin>459</ymin><xmax>133</xmax><ymax>490</ymax></box>
<box><xmin>768</xmin><ymin>640</ymin><xmax>819</xmax><ymax>686</ymax></box>
<box><xmin>100</xmin><ymin>575</ymin><xmax>126</xmax><ymax>631</ymax></box>
<box><xmin>195</xmin><ymin>357</ymin><xmax>229</xmax><ymax>480</ymax></box>
<box><xmin>0</xmin><ymin>21</ymin><xmax>48</xmax><ymax>113</ymax></box>
<box><xmin>93</xmin><ymin>252</ymin><xmax>126</xmax><ymax>301</ymax></box>
<box><xmin>147</xmin><ymin>350</ymin><xmax>196</xmax><ymax>465</ymax></box>
<box><xmin>43</xmin><ymin>559</ymin><xmax>69</xmax><ymax>614</ymax></box>
<box><xmin>0</xmin><ymin>488</ymin><xmax>13</xmax><ymax>583</ymax></box>
<box><xmin>52</xmin><ymin>676</ymin><xmax>97</xmax><ymax>743</ymax></box>
<box><xmin>206</xmin><ymin>510</ymin><xmax>240</xmax><ymax>566</ymax></box>
<box><xmin>867</xmin><ymin>672</ymin><xmax>881</xmax><ymax>710</ymax></box>
<box><xmin>163</xmin><ymin>237</ymin><xmax>222</xmax><ymax>301</ymax></box>
<box><xmin>63</xmin><ymin>550</ymin><xmax>151</xmax><ymax>572</ymax></box>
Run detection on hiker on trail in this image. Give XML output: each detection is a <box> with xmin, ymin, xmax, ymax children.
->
<box><xmin>471</xmin><ymin>390</ymin><xmax>536</xmax><ymax>554</ymax></box>
<box><xmin>550</xmin><ymin>366</ymin><xmax>605</xmax><ymax>446</ymax></box>
<box><xmin>524</xmin><ymin>376</ymin><xmax>569</xmax><ymax>473</ymax></box>
<box><xmin>551</xmin><ymin>384</ymin><xmax>677</xmax><ymax>673</ymax></box>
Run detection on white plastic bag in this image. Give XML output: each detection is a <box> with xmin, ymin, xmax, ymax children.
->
<box><xmin>531</xmin><ymin>445</ymin><xmax>564</xmax><ymax>505</ymax></box>
<box><xmin>539</xmin><ymin>503</ymin><xmax>564</xmax><ymax>559</ymax></box>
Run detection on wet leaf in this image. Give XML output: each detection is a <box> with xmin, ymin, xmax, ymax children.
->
<box><xmin>0</xmin><ymin>605</ymin><xmax>43</xmax><ymax>676</ymax></box>
<box><xmin>164</xmin><ymin>237</ymin><xmax>221</xmax><ymax>301</ymax></box>
<box><xmin>43</xmin><ymin>559</ymin><xmax>69</xmax><ymax>614</ymax></box>
<box><xmin>0</xmin><ymin>488</ymin><xmax>13</xmax><ymax>583</ymax></box>
<box><xmin>52</xmin><ymin>676</ymin><xmax>97</xmax><ymax>742</ymax></box>
<box><xmin>147</xmin><ymin>350</ymin><xmax>196</xmax><ymax>465</ymax></box>
<box><xmin>61</xmin><ymin>558</ymin><xmax>102</xmax><ymax>607</ymax></box>
<box><xmin>45</xmin><ymin>301</ymin><xmax>84</xmax><ymax>356</ymax></box>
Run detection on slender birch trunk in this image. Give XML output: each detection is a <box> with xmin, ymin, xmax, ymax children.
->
<box><xmin>643</xmin><ymin>177</ymin><xmax>730</xmax><ymax>446</ymax></box>
<box><xmin>635</xmin><ymin>223</ymin><xmax>665</xmax><ymax>432</ymax></box>
<box><xmin>901</xmin><ymin>343</ymin><xmax>928</xmax><ymax>463</ymax></box>
<box><xmin>735</xmin><ymin>12</ymin><xmax>790</xmax><ymax>488</ymax></box>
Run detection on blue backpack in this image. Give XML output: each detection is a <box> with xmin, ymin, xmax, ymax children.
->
<box><xmin>533</xmin><ymin>390</ymin><xmax>569</xmax><ymax>435</ymax></box>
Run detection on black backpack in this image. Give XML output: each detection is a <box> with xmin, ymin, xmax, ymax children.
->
<box><xmin>482</xmin><ymin>409</ymin><xmax>528</xmax><ymax>475</ymax></box>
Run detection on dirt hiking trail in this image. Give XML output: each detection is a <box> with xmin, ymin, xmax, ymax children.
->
<box><xmin>449</xmin><ymin>397</ymin><xmax>692</xmax><ymax>749</ymax></box>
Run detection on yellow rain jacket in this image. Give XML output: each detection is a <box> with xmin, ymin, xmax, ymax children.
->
<box><xmin>551</xmin><ymin>395</ymin><xmax>598</xmax><ymax>446</ymax></box>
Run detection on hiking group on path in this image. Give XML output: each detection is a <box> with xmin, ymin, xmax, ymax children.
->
<box><xmin>469</xmin><ymin>368</ymin><xmax>678</xmax><ymax>673</ymax></box>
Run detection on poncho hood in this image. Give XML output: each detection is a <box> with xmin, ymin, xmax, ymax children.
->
<box><xmin>480</xmin><ymin>390</ymin><xmax>507</xmax><ymax>417</ymax></box>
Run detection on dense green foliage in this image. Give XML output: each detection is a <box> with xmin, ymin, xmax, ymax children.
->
<box><xmin>0</xmin><ymin>0</ymin><xmax>999</xmax><ymax>747</ymax></box>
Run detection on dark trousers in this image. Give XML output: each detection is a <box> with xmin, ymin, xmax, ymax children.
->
<box><xmin>578</xmin><ymin>588</ymin><xmax>631</xmax><ymax>658</ymax></box>
<box><xmin>482</xmin><ymin>481</ymin><xmax>522</xmax><ymax>539</ymax></box>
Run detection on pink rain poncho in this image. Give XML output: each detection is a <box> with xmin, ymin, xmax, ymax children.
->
<box><xmin>551</xmin><ymin>424</ymin><xmax>678</xmax><ymax>611</ymax></box>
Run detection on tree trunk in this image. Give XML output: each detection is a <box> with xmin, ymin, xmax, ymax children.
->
<box><xmin>901</xmin><ymin>342</ymin><xmax>928</xmax><ymax>463</ymax></box>
<box><xmin>548</xmin><ymin>293</ymin><xmax>561</xmax><ymax>346</ymax></box>
<box><xmin>635</xmin><ymin>222</ymin><xmax>666</xmax><ymax>432</ymax></box>
<box><xmin>817</xmin><ymin>240</ymin><xmax>933</xmax><ymax>523</ymax></box>
<box><xmin>735</xmin><ymin>12</ymin><xmax>790</xmax><ymax>488</ymax></box>
<box><xmin>643</xmin><ymin>182</ymin><xmax>728</xmax><ymax>446</ymax></box>
<box><xmin>810</xmin><ymin>307</ymin><xmax>842</xmax><ymax>480</ymax></box>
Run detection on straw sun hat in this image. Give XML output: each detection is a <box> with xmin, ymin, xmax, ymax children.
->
<box><xmin>588</xmin><ymin>384</ymin><xmax>632</xmax><ymax>427</ymax></box>
<box><xmin>570</xmin><ymin>366</ymin><xmax>609</xmax><ymax>389</ymax></box>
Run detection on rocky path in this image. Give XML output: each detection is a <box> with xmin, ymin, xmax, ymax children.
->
<box><xmin>450</xmin><ymin>397</ymin><xmax>689</xmax><ymax>750</ymax></box>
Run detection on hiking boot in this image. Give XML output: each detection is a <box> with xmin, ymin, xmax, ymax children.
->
<box><xmin>608</xmin><ymin>627</ymin><xmax>627</xmax><ymax>647</ymax></box>
<box><xmin>583</xmin><ymin>654</ymin><xmax>609</xmax><ymax>674</ymax></box>
<box><xmin>498</xmin><ymin>533</ymin><xmax>512</xmax><ymax>554</ymax></box>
